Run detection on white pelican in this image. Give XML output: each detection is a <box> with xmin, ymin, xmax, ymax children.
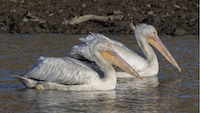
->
<box><xmin>70</xmin><ymin>23</ymin><xmax>181</xmax><ymax>78</ymax></box>
<box><xmin>14</xmin><ymin>38</ymin><xmax>142</xmax><ymax>91</ymax></box>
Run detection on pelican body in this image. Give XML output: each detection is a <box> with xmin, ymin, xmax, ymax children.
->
<box><xmin>15</xmin><ymin>38</ymin><xmax>142</xmax><ymax>91</ymax></box>
<box><xmin>70</xmin><ymin>23</ymin><xmax>181</xmax><ymax>77</ymax></box>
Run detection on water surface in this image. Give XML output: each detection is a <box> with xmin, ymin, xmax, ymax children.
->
<box><xmin>0</xmin><ymin>33</ymin><xmax>198</xmax><ymax>112</ymax></box>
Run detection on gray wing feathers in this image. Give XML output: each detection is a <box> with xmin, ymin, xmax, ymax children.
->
<box><xmin>70</xmin><ymin>44</ymin><xmax>95</xmax><ymax>61</ymax></box>
<box><xmin>70</xmin><ymin>33</ymin><xmax>130</xmax><ymax>61</ymax></box>
<box><xmin>23</xmin><ymin>57</ymin><xmax>98</xmax><ymax>85</ymax></box>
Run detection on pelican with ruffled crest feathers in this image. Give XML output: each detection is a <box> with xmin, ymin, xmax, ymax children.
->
<box><xmin>14</xmin><ymin>38</ymin><xmax>142</xmax><ymax>91</ymax></box>
<box><xmin>70</xmin><ymin>23</ymin><xmax>181</xmax><ymax>78</ymax></box>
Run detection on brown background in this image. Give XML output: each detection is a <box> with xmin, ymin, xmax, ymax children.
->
<box><xmin>0</xmin><ymin>0</ymin><xmax>198</xmax><ymax>35</ymax></box>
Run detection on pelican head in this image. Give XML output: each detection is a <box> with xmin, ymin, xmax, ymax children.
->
<box><xmin>135</xmin><ymin>24</ymin><xmax>158</xmax><ymax>39</ymax></box>
<box><xmin>90</xmin><ymin>39</ymin><xmax>143</xmax><ymax>80</ymax></box>
<box><xmin>135</xmin><ymin>23</ymin><xmax>181</xmax><ymax>72</ymax></box>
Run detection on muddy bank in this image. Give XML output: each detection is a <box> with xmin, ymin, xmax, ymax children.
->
<box><xmin>0</xmin><ymin>0</ymin><xmax>198</xmax><ymax>35</ymax></box>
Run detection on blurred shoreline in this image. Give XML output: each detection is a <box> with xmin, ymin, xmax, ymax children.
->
<box><xmin>0</xmin><ymin>0</ymin><xmax>198</xmax><ymax>35</ymax></box>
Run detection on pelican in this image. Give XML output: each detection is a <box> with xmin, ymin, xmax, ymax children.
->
<box><xmin>14</xmin><ymin>38</ymin><xmax>142</xmax><ymax>91</ymax></box>
<box><xmin>70</xmin><ymin>23</ymin><xmax>181</xmax><ymax>78</ymax></box>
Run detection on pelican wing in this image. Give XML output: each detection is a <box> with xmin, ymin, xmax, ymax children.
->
<box><xmin>70</xmin><ymin>33</ymin><xmax>147</xmax><ymax>71</ymax></box>
<box><xmin>70</xmin><ymin>33</ymin><xmax>131</xmax><ymax>62</ymax></box>
<box><xmin>23</xmin><ymin>57</ymin><xmax>99</xmax><ymax>85</ymax></box>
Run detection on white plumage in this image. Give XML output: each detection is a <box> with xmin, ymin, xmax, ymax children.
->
<box><xmin>70</xmin><ymin>23</ymin><xmax>181</xmax><ymax>77</ymax></box>
<box><xmin>15</xmin><ymin>38</ymin><xmax>142</xmax><ymax>91</ymax></box>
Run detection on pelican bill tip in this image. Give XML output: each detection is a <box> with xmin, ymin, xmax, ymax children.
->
<box><xmin>135</xmin><ymin>73</ymin><xmax>143</xmax><ymax>81</ymax></box>
<box><xmin>136</xmin><ymin>74</ymin><xmax>143</xmax><ymax>81</ymax></box>
<box><xmin>177</xmin><ymin>66</ymin><xmax>181</xmax><ymax>72</ymax></box>
<box><xmin>140</xmin><ymin>77</ymin><xmax>143</xmax><ymax>81</ymax></box>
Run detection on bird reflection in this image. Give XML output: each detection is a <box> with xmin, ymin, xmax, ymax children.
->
<box><xmin>18</xmin><ymin>75</ymin><xmax>159</xmax><ymax>112</ymax></box>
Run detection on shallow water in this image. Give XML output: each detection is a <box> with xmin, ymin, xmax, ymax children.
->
<box><xmin>0</xmin><ymin>33</ymin><xmax>198</xmax><ymax>112</ymax></box>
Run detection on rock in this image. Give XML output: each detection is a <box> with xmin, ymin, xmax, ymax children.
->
<box><xmin>174</xmin><ymin>28</ymin><xmax>186</xmax><ymax>36</ymax></box>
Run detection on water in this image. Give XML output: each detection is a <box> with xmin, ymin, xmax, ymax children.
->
<box><xmin>0</xmin><ymin>33</ymin><xmax>198</xmax><ymax>112</ymax></box>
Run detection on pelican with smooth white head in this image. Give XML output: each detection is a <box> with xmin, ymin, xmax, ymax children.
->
<box><xmin>14</xmin><ymin>38</ymin><xmax>142</xmax><ymax>91</ymax></box>
<box><xmin>70</xmin><ymin>23</ymin><xmax>181</xmax><ymax>77</ymax></box>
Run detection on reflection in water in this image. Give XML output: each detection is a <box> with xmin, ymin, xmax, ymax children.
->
<box><xmin>5</xmin><ymin>76</ymin><xmax>159</xmax><ymax>113</ymax></box>
<box><xmin>117</xmin><ymin>76</ymin><xmax>159</xmax><ymax>90</ymax></box>
<box><xmin>21</xmin><ymin>89</ymin><xmax>116</xmax><ymax>112</ymax></box>
<box><xmin>0</xmin><ymin>34</ymin><xmax>198</xmax><ymax>112</ymax></box>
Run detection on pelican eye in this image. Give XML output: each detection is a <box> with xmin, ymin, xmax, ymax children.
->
<box><xmin>153</xmin><ymin>31</ymin><xmax>157</xmax><ymax>37</ymax></box>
